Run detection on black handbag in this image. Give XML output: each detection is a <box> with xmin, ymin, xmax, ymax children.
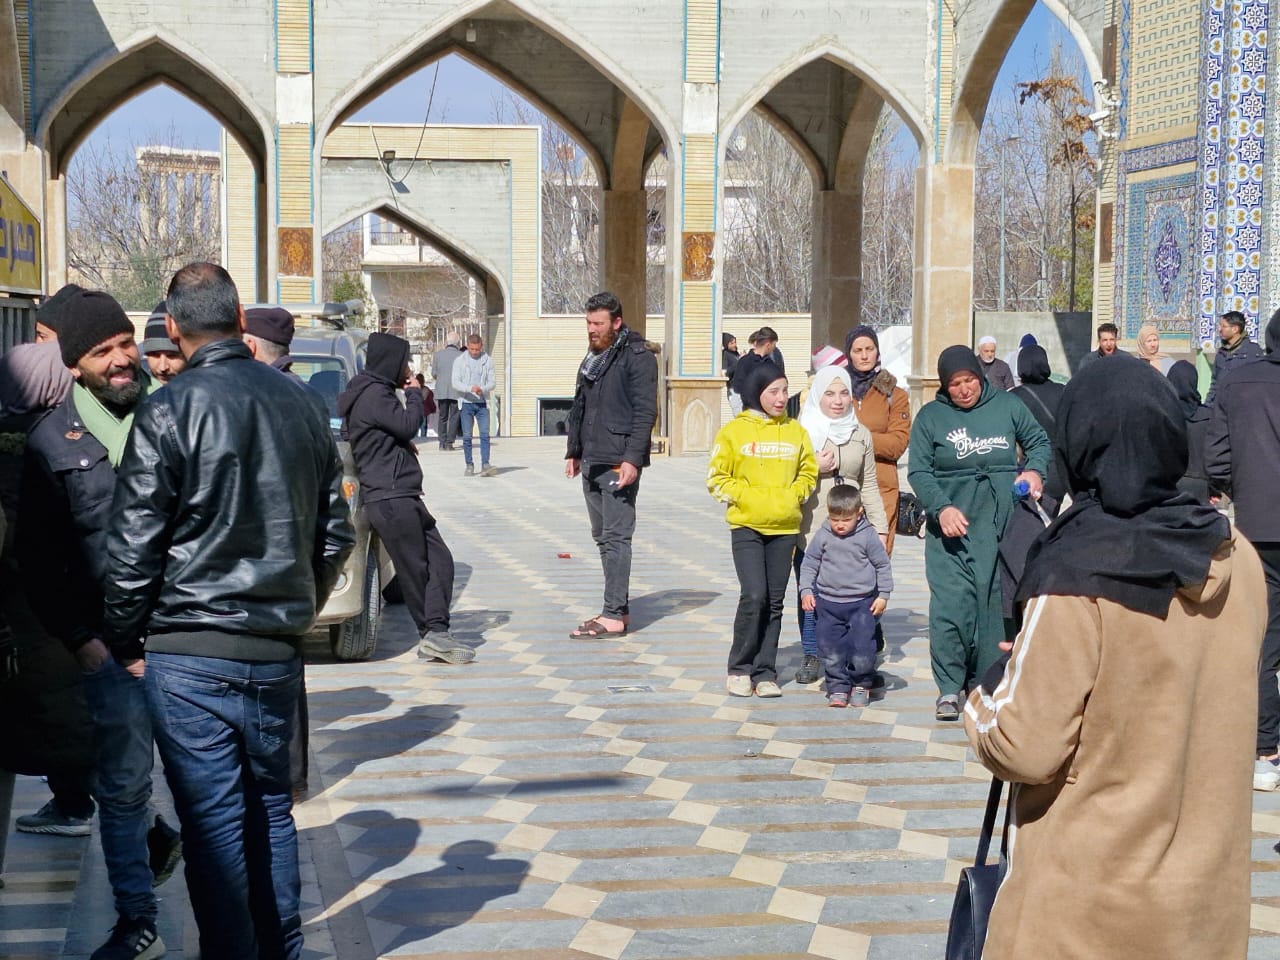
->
<box><xmin>897</xmin><ymin>491</ymin><xmax>928</xmax><ymax>538</ymax></box>
<box><xmin>945</xmin><ymin>777</ymin><xmax>1009</xmax><ymax>960</ymax></box>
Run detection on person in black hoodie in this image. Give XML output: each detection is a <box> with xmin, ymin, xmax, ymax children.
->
<box><xmin>337</xmin><ymin>333</ymin><xmax>474</xmax><ymax>664</ymax></box>
<box><xmin>1208</xmin><ymin>309</ymin><xmax>1280</xmax><ymax>784</ymax></box>
<box><xmin>722</xmin><ymin>332</ymin><xmax>742</xmax><ymax>414</ymax></box>
<box><xmin>1009</xmin><ymin>344</ymin><xmax>1067</xmax><ymax>512</ymax></box>
<box><xmin>1167</xmin><ymin>360</ymin><xmax>1213</xmax><ymax>503</ymax></box>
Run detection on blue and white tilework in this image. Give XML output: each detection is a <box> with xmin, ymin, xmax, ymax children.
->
<box><xmin>1124</xmin><ymin>173</ymin><xmax>1198</xmax><ymax>336</ymax></box>
<box><xmin>1197</xmin><ymin>0</ymin><xmax>1269</xmax><ymax>341</ymax></box>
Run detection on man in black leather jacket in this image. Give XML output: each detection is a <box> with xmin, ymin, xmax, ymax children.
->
<box><xmin>564</xmin><ymin>292</ymin><xmax>658</xmax><ymax>638</ymax></box>
<box><xmin>101</xmin><ymin>263</ymin><xmax>354</xmax><ymax>960</ymax></box>
<box><xmin>20</xmin><ymin>289</ymin><xmax>175</xmax><ymax>960</ymax></box>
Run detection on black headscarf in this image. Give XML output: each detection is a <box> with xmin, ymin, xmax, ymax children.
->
<box><xmin>1016</xmin><ymin>344</ymin><xmax>1051</xmax><ymax>384</ymax></box>
<box><xmin>1266</xmin><ymin>308</ymin><xmax>1280</xmax><ymax>354</ymax></box>
<box><xmin>740</xmin><ymin>360</ymin><xmax>786</xmax><ymax>415</ymax></box>
<box><xmin>935</xmin><ymin>345</ymin><xmax>986</xmax><ymax>402</ymax></box>
<box><xmin>1015</xmin><ymin>356</ymin><xmax>1228</xmax><ymax>617</ymax></box>
<box><xmin>1166</xmin><ymin>360</ymin><xmax>1205</xmax><ymax>420</ymax></box>
<box><xmin>843</xmin><ymin>325</ymin><xmax>880</xmax><ymax>400</ymax></box>
<box><xmin>366</xmin><ymin>332</ymin><xmax>411</xmax><ymax>385</ymax></box>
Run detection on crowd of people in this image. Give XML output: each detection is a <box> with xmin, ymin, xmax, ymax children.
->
<box><xmin>0</xmin><ymin>277</ymin><xmax>1276</xmax><ymax>957</ymax></box>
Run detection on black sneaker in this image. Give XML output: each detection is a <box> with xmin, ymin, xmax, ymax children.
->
<box><xmin>15</xmin><ymin>799</ymin><xmax>92</xmax><ymax>836</ymax></box>
<box><xmin>90</xmin><ymin>916</ymin><xmax>165</xmax><ymax>960</ymax></box>
<box><xmin>794</xmin><ymin>655</ymin><xmax>821</xmax><ymax>685</ymax></box>
<box><xmin>147</xmin><ymin>814</ymin><xmax>182</xmax><ymax>888</ymax></box>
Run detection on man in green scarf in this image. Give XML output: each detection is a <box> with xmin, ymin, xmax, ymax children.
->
<box><xmin>19</xmin><ymin>289</ymin><xmax>175</xmax><ymax>960</ymax></box>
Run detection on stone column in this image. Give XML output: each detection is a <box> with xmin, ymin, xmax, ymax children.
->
<box><xmin>273</xmin><ymin>0</ymin><xmax>316</xmax><ymax>302</ymax></box>
<box><xmin>602</xmin><ymin>188</ymin><xmax>648</xmax><ymax>338</ymax></box>
<box><xmin>910</xmin><ymin>161</ymin><xmax>975</xmax><ymax>407</ymax></box>
<box><xmin>44</xmin><ymin>174</ymin><xmax>67</xmax><ymax>290</ymax></box>
<box><xmin>811</xmin><ymin>187</ymin><xmax>862</xmax><ymax>354</ymax></box>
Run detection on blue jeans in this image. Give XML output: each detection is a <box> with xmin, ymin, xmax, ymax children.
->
<box><xmin>83</xmin><ymin>658</ymin><xmax>158</xmax><ymax>922</ymax></box>
<box><xmin>458</xmin><ymin>402</ymin><xmax>490</xmax><ymax>466</ymax></box>
<box><xmin>145</xmin><ymin>653</ymin><xmax>302</xmax><ymax>960</ymax></box>
<box><xmin>816</xmin><ymin>594</ymin><xmax>878</xmax><ymax>693</ymax></box>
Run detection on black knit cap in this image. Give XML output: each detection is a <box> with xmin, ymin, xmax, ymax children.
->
<box><xmin>244</xmin><ymin>306</ymin><xmax>296</xmax><ymax>347</ymax></box>
<box><xmin>58</xmin><ymin>290</ymin><xmax>134</xmax><ymax>367</ymax></box>
<box><xmin>35</xmin><ymin>283</ymin><xmax>85</xmax><ymax>334</ymax></box>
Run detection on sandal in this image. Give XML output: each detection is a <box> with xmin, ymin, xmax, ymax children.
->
<box><xmin>568</xmin><ymin>618</ymin><xmax>629</xmax><ymax>639</ymax></box>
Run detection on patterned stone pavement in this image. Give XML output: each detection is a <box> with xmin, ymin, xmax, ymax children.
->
<box><xmin>5</xmin><ymin>436</ymin><xmax>1280</xmax><ymax>958</ymax></box>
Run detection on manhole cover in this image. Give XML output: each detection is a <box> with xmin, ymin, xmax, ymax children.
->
<box><xmin>606</xmin><ymin>684</ymin><xmax>655</xmax><ymax>694</ymax></box>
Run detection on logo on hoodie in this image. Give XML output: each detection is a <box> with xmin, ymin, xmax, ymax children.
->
<box><xmin>945</xmin><ymin>427</ymin><xmax>1010</xmax><ymax>460</ymax></box>
<box><xmin>739</xmin><ymin>441</ymin><xmax>800</xmax><ymax>459</ymax></box>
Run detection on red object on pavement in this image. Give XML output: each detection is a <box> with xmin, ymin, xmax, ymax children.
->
<box><xmin>557</xmin><ymin>552</ymin><xmax>571</xmax><ymax>559</ymax></box>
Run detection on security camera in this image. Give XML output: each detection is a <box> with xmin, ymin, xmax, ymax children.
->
<box><xmin>1088</xmin><ymin>108</ymin><xmax>1111</xmax><ymax>125</ymax></box>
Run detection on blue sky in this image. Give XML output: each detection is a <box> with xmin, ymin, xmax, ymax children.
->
<box><xmin>80</xmin><ymin>2</ymin><xmax>1084</xmax><ymax>159</ymax></box>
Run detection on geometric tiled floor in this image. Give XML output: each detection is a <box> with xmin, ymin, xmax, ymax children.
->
<box><xmin>5</xmin><ymin>436</ymin><xmax>1280</xmax><ymax>958</ymax></box>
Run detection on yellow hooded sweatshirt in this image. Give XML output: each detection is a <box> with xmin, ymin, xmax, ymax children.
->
<box><xmin>707</xmin><ymin>411</ymin><xmax>818</xmax><ymax>534</ymax></box>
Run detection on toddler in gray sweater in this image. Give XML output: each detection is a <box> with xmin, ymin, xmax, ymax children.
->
<box><xmin>798</xmin><ymin>485</ymin><xmax>893</xmax><ymax>708</ymax></box>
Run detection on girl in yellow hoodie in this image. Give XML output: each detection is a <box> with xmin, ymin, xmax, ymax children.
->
<box><xmin>707</xmin><ymin>360</ymin><xmax>817</xmax><ymax>697</ymax></box>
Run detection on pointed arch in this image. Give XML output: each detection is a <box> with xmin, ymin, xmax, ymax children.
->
<box><xmin>322</xmin><ymin>202</ymin><xmax>510</xmax><ymax>314</ymax></box>
<box><xmin>34</xmin><ymin>27</ymin><xmax>271</xmax><ymax>178</ymax></box>
<box><xmin>720</xmin><ymin>42</ymin><xmax>928</xmax><ymax>161</ymax></box>
<box><xmin>947</xmin><ymin>0</ymin><xmax>1103</xmax><ymax>165</ymax></box>
<box><xmin>315</xmin><ymin>0</ymin><xmax>679</xmax><ymax>191</ymax></box>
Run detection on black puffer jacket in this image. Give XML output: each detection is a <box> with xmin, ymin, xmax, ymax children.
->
<box><xmin>336</xmin><ymin>332</ymin><xmax>425</xmax><ymax>503</ymax></box>
<box><xmin>566</xmin><ymin>328</ymin><xmax>658</xmax><ymax>468</ymax></box>
<box><xmin>101</xmin><ymin>339</ymin><xmax>355</xmax><ymax>660</ymax></box>
<box><xmin>20</xmin><ymin>397</ymin><xmax>119</xmax><ymax>652</ymax></box>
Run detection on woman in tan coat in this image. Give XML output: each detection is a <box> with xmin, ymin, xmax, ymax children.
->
<box><xmin>965</xmin><ymin>356</ymin><xmax>1265</xmax><ymax>960</ymax></box>
<box><xmin>844</xmin><ymin>326</ymin><xmax>911</xmax><ymax>553</ymax></box>
<box><xmin>792</xmin><ymin>365</ymin><xmax>888</xmax><ymax>685</ymax></box>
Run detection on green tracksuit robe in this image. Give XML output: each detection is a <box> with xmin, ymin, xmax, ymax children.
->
<box><xmin>907</xmin><ymin>382</ymin><xmax>1051</xmax><ymax>696</ymax></box>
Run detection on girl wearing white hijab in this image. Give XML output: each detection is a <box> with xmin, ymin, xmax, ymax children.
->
<box><xmin>793</xmin><ymin>365</ymin><xmax>889</xmax><ymax>685</ymax></box>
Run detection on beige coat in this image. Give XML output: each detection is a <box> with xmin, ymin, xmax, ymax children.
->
<box><xmin>965</xmin><ymin>530</ymin><xmax>1265</xmax><ymax>960</ymax></box>
<box><xmin>797</xmin><ymin>424</ymin><xmax>888</xmax><ymax>551</ymax></box>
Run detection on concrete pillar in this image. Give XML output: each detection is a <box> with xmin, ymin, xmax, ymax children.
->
<box><xmin>44</xmin><ymin>174</ymin><xmax>67</xmax><ymax>291</ymax></box>
<box><xmin>910</xmin><ymin>161</ymin><xmax>975</xmax><ymax>406</ymax></box>
<box><xmin>811</xmin><ymin>187</ymin><xmax>862</xmax><ymax>354</ymax></box>
<box><xmin>603</xmin><ymin>188</ymin><xmax>648</xmax><ymax>339</ymax></box>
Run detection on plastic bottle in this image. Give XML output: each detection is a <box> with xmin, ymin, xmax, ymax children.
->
<box><xmin>1013</xmin><ymin>479</ymin><xmax>1053</xmax><ymax>526</ymax></box>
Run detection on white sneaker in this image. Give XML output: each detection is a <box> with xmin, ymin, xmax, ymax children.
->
<box><xmin>753</xmin><ymin>680</ymin><xmax>782</xmax><ymax>698</ymax></box>
<box><xmin>1255</xmin><ymin>759</ymin><xmax>1280</xmax><ymax>792</ymax></box>
<box><xmin>725</xmin><ymin>674</ymin><xmax>753</xmax><ymax>697</ymax></box>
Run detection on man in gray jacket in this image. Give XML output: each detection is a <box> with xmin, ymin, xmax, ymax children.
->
<box><xmin>431</xmin><ymin>332</ymin><xmax>463</xmax><ymax>450</ymax></box>
<box><xmin>452</xmin><ymin>334</ymin><xmax>497</xmax><ymax>476</ymax></box>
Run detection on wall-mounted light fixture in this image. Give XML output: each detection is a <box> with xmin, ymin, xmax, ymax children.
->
<box><xmin>465</xmin><ymin>21</ymin><xmax>477</xmax><ymax>43</ymax></box>
<box><xmin>381</xmin><ymin>148</ymin><xmax>397</xmax><ymax>173</ymax></box>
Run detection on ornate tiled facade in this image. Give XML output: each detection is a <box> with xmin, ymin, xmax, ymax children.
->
<box><xmin>1115</xmin><ymin>0</ymin><xmax>1270</xmax><ymax>342</ymax></box>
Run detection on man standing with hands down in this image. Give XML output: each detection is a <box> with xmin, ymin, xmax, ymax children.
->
<box><xmin>566</xmin><ymin>292</ymin><xmax>658</xmax><ymax>639</ymax></box>
<box><xmin>101</xmin><ymin>263</ymin><xmax>355</xmax><ymax>960</ymax></box>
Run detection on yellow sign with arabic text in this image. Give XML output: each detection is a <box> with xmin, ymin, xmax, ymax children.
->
<box><xmin>0</xmin><ymin>176</ymin><xmax>41</xmax><ymax>296</ymax></box>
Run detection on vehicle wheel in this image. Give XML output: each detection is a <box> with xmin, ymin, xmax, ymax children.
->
<box><xmin>330</xmin><ymin>545</ymin><xmax>381</xmax><ymax>661</ymax></box>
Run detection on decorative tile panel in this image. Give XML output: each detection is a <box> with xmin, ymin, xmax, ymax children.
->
<box><xmin>1197</xmin><ymin>0</ymin><xmax>1269</xmax><ymax>341</ymax></box>
<box><xmin>1123</xmin><ymin>173</ymin><xmax>1198</xmax><ymax>336</ymax></box>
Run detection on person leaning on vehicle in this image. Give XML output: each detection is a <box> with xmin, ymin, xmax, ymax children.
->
<box><xmin>337</xmin><ymin>332</ymin><xmax>475</xmax><ymax>665</ymax></box>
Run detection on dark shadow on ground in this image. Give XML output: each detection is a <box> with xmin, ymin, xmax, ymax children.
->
<box><xmin>305</xmin><ymin>687</ymin><xmax>462</xmax><ymax>783</ymax></box>
<box><xmin>337</xmin><ymin>814</ymin><xmax>529</xmax><ymax>955</ymax></box>
<box><xmin>627</xmin><ymin>588</ymin><xmax>720</xmax><ymax>631</ymax></box>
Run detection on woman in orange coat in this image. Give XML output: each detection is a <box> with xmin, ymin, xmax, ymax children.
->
<box><xmin>844</xmin><ymin>326</ymin><xmax>911</xmax><ymax>554</ymax></box>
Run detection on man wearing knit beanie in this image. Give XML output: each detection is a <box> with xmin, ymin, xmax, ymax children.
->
<box><xmin>19</xmin><ymin>286</ymin><xmax>176</xmax><ymax>960</ymax></box>
<box><xmin>34</xmin><ymin>282</ymin><xmax>85</xmax><ymax>343</ymax></box>
<box><xmin>141</xmin><ymin>300</ymin><xmax>186</xmax><ymax>386</ymax></box>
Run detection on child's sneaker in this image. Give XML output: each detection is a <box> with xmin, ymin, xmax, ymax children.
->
<box><xmin>849</xmin><ymin>686</ymin><xmax>870</xmax><ymax>708</ymax></box>
<box><xmin>827</xmin><ymin>692</ymin><xmax>849</xmax><ymax>708</ymax></box>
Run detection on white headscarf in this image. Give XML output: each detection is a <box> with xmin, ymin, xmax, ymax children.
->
<box><xmin>800</xmin><ymin>366</ymin><xmax>858</xmax><ymax>454</ymax></box>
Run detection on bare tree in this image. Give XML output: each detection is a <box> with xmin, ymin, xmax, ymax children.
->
<box><xmin>861</xmin><ymin>112</ymin><xmax>917</xmax><ymax>326</ymax></box>
<box><xmin>322</xmin><ymin>221</ymin><xmax>363</xmax><ymax>305</ymax></box>
<box><xmin>721</xmin><ymin>114</ymin><xmax>813</xmax><ymax>314</ymax></box>
<box><xmin>973</xmin><ymin>42</ymin><xmax>1097</xmax><ymax>312</ymax></box>
<box><xmin>67</xmin><ymin>129</ymin><xmax>221</xmax><ymax>309</ymax></box>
